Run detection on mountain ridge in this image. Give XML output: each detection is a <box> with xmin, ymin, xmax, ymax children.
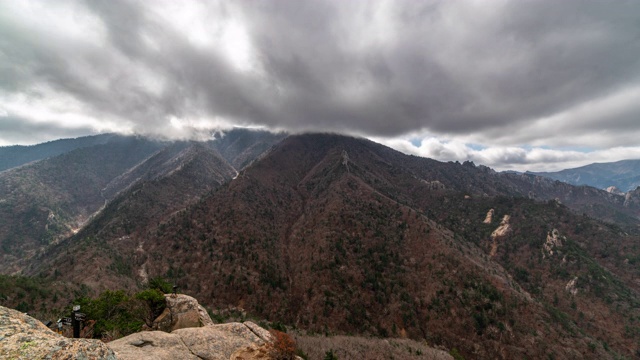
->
<box><xmin>20</xmin><ymin>133</ymin><xmax>639</xmax><ymax>359</ymax></box>
<box><xmin>531</xmin><ymin>159</ymin><xmax>640</xmax><ymax>192</ymax></box>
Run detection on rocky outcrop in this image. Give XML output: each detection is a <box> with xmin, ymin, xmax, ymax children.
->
<box><xmin>623</xmin><ymin>187</ymin><xmax>640</xmax><ymax>208</ymax></box>
<box><xmin>152</xmin><ymin>294</ymin><xmax>214</xmax><ymax>332</ymax></box>
<box><xmin>565</xmin><ymin>276</ymin><xmax>579</xmax><ymax>296</ymax></box>
<box><xmin>423</xmin><ymin>179</ymin><xmax>446</xmax><ymax>190</ymax></box>
<box><xmin>543</xmin><ymin>228</ymin><xmax>564</xmax><ymax>258</ymax></box>
<box><xmin>483</xmin><ymin>208</ymin><xmax>494</xmax><ymax>224</ymax></box>
<box><xmin>489</xmin><ymin>215</ymin><xmax>511</xmax><ymax>257</ymax></box>
<box><xmin>109</xmin><ymin>321</ymin><xmax>272</xmax><ymax>360</ymax></box>
<box><xmin>0</xmin><ymin>305</ymin><xmax>116</xmax><ymax>359</ymax></box>
<box><xmin>606</xmin><ymin>186</ymin><xmax>624</xmax><ymax>195</ymax></box>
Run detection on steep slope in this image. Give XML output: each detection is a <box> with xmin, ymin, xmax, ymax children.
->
<box><xmin>0</xmin><ymin>133</ymin><xmax>121</xmax><ymax>172</ymax></box>
<box><xmin>206</xmin><ymin>128</ymin><xmax>287</xmax><ymax>170</ymax></box>
<box><xmin>0</xmin><ymin>137</ymin><xmax>165</xmax><ymax>273</ymax></box>
<box><xmin>17</xmin><ymin>134</ymin><xmax>640</xmax><ymax>358</ymax></box>
<box><xmin>78</xmin><ymin>143</ymin><xmax>237</xmax><ymax>242</ymax></box>
<box><xmin>28</xmin><ymin>144</ymin><xmax>237</xmax><ymax>291</ymax></box>
<box><xmin>31</xmin><ymin>134</ymin><xmax>638</xmax><ymax>359</ymax></box>
<box><xmin>101</xmin><ymin>141</ymin><xmax>202</xmax><ymax>200</ymax></box>
<box><xmin>0</xmin><ymin>129</ymin><xmax>282</xmax><ymax>275</ymax></box>
<box><xmin>148</xmin><ymin>135</ymin><xmax>639</xmax><ymax>358</ymax></box>
<box><xmin>532</xmin><ymin>159</ymin><xmax>640</xmax><ymax>192</ymax></box>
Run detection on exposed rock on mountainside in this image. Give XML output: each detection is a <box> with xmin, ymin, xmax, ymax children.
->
<box><xmin>0</xmin><ymin>305</ymin><xmax>116</xmax><ymax>359</ymax></box>
<box><xmin>543</xmin><ymin>229</ymin><xmax>563</xmax><ymax>258</ymax></box>
<box><xmin>483</xmin><ymin>208</ymin><xmax>494</xmax><ymax>224</ymax></box>
<box><xmin>606</xmin><ymin>186</ymin><xmax>624</xmax><ymax>195</ymax></box>
<box><xmin>489</xmin><ymin>214</ymin><xmax>511</xmax><ymax>257</ymax></box>
<box><xmin>498</xmin><ymin>172</ymin><xmax>640</xmax><ymax>227</ymax></box>
<box><xmin>565</xmin><ymin>277</ymin><xmax>579</xmax><ymax>296</ymax></box>
<box><xmin>624</xmin><ymin>187</ymin><xmax>640</xmax><ymax>208</ymax></box>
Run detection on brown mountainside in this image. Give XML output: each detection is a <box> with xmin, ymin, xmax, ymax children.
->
<box><xmin>26</xmin><ymin>144</ymin><xmax>239</xmax><ymax>290</ymax></box>
<box><xmin>27</xmin><ymin>134</ymin><xmax>640</xmax><ymax>359</ymax></box>
<box><xmin>0</xmin><ymin>137</ymin><xmax>165</xmax><ymax>273</ymax></box>
<box><xmin>0</xmin><ymin>130</ymin><xmax>283</xmax><ymax>276</ymax></box>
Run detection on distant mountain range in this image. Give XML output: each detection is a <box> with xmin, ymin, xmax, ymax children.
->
<box><xmin>0</xmin><ymin>134</ymin><xmax>122</xmax><ymax>172</ymax></box>
<box><xmin>1</xmin><ymin>131</ymin><xmax>640</xmax><ymax>359</ymax></box>
<box><xmin>0</xmin><ymin>129</ymin><xmax>285</xmax><ymax>273</ymax></box>
<box><xmin>530</xmin><ymin>159</ymin><xmax>640</xmax><ymax>192</ymax></box>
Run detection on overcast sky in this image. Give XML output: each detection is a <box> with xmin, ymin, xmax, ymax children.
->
<box><xmin>1</xmin><ymin>0</ymin><xmax>640</xmax><ymax>171</ymax></box>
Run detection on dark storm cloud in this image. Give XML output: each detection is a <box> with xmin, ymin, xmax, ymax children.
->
<box><xmin>1</xmin><ymin>0</ymin><xmax>640</xmax><ymax>168</ymax></box>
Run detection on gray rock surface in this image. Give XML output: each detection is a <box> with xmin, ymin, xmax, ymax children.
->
<box><xmin>108</xmin><ymin>330</ymin><xmax>199</xmax><ymax>360</ymax></box>
<box><xmin>0</xmin><ymin>305</ymin><xmax>116</xmax><ymax>360</ymax></box>
<box><xmin>152</xmin><ymin>293</ymin><xmax>214</xmax><ymax>332</ymax></box>
<box><xmin>110</xmin><ymin>321</ymin><xmax>272</xmax><ymax>360</ymax></box>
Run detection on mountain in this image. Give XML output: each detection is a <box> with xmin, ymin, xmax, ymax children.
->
<box><xmin>25</xmin><ymin>134</ymin><xmax>640</xmax><ymax>359</ymax></box>
<box><xmin>205</xmin><ymin>128</ymin><xmax>288</xmax><ymax>170</ymax></box>
<box><xmin>0</xmin><ymin>136</ymin><xmax>166</xmax><ymax>273</ymax></box>
<box><xmin>532</xmin><ymin>159</ymin><xmax>640</xmax><ymax>192</ymax></box>
<box><xmin>0</xmin><ymin>130</ymin><xmax>284</xmax><ymax>275</ymax></box>
<box><xmin>0</xmin><ymin>133</ymin><xmax>122</xmax><ymax>172</ymax></box>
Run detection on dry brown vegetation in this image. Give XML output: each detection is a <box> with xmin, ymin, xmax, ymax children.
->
<box><xmin>4</xmin><ymin>133</ymin><xmax>640</xmax><ymax>359</ymax></box>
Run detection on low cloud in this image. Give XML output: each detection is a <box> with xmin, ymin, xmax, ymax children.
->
<box><xmin>375</xmin><ymin>135</ymin><xmax>640</xmax><ymax>172</ymax></box>
<box><xmin>1</xmin><ymin>0</ymin><xmax>639</xmax><ymax>169</ymax></box>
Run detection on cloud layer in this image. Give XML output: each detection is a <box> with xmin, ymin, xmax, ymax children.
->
<box><xmin>1</xmin><ymin>0</ymin><xmax>639</xmax><ymax>170</ymax></box>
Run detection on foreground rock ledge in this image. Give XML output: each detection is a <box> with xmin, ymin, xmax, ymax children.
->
<box><xmin>0</xmin><ymin>305</ymin><xmax>116</xmax><ymax>360</ymax></box>
<box><xmin>109</xmin><ymin>321</ymin><xmax>273</xmax><ymax>360</ymax></box>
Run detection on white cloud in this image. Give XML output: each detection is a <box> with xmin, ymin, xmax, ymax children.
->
<box><xmin>373</xmin><ymin>134</ymin><xmax>640</xmax><ymax>172</ymax></box>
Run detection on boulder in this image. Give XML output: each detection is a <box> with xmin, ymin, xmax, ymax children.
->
<box><xmin>0</xmin><ymin>305</ymin><xmax>116</xmax><ymax>360</ymax></box>
<box><xmin>174</xmin><ymin>324</ymin><xmax>264</xmax><ymax>360</ymax></box>
<box><xmin>152</xmin><ymin>293</ymin><xmax>214</xmax><ymax>332</ymax></box>
<box><xmin>108</xmin><ymin>330</ymin><xmax>199</xmax><ymax>360</ymax></box>
<box><xmin>109</xmin><ymin>321</ymin><xmax>274</xmax><ymax>360</ymax></box>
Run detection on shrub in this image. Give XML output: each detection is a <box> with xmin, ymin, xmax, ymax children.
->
<box><xmin>134</xmin><ymin>289</ymin><xmax>166</xmax><ymax>327</ymax></box>
<box><xmin>148</xmin><ymin>277</ymin><xmax>173</xmax><ymax>293</ymax></box>
<box><xmin>266</xmin><ymin>329</ymin><xmax>297</xmax><ymax>360</ymax></box>
<box><xmin>450</xmin><ymin>347</ymin><xmax>465</xmax><ymax>360</ymax></box>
